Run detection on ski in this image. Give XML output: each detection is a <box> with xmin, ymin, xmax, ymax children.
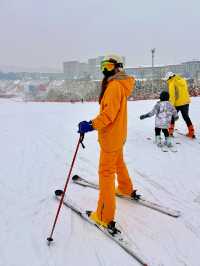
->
<box><xmin>161</xmin><ymin>144</ymin><xmax>177</xmax><ymax>153</ymax></box>
<box><xmin>54</xmin><ymin>190</ymin><xmax>149</xmax><ymax>266</ymax></box>
<box><xmin>168</xmin><ymin>145</ymin><xmax>178</xmax><ymax>152</ymax></box>
<box><xmin>175</xmin><ymin>129</ymin><xmax>191</xmax><ymax>138</ymax></box>
<box><xmin>147</xmin><ymin>137</ymin><xmax>178</xmax><ymax>151</ymax></box>
<box><xmin>161</xmin><ymin>145</ymin><xmax>169</xmax><ymax>152</ymax></box>
<box><xmin>72</xmin><ymin>175</ymin><xmax>181</xmax><ymax>218</ymax></box>
<box><xmin>153</xmin><ymin>141</ymin><xmax>168</xmax><ymax>152</ymax></box>
<box><xmin>175</xmin><ymin>129</ymin><xmax>199</xmax><ymax>143</ymax></box>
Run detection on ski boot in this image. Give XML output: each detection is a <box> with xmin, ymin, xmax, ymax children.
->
<box><xmin>107</xmin><ymin>221</ymin><xmax>121</xmax><ymax>236</ymax></box>
<box><xmin>168</xmin><ymin>124</ymin><xmax>174</xmax><ymax>137</ymax></box>
<box><xmin>155</xmin><ymin>136</ymin><xmax>162</xmax><ymax>147</ymax></box>
<box><xmin>116</xmin><ymin>188</ymin><xmax>131</xmax><ymax>197</ymax></box>
<box><xmin>86</xmin><ymin>211</ymin><xmax>121</xmax><ymax>235</ymax></box>
<box><xmin>116</xmin><ymin>188</ymin><xmax>141</xmax><ymax>200</ymax></box>
<box><xmin>164</xmin><ymin>137</ymin><xmax>173</xmax><ymax>148</ymax></box>
<box><xmin>87</xmin><ymin>211</ymin><xmax>108</xmax><ymax>228</ymax></box>
<box><xmin>131</xmin><ymin>190</ymin><xmax>141</xmax><ymax>200</ymax></box>
<box><xmin>186</xmin><ymin>125</ymin><xmax>196</xmax><ymax>139</ymax></box>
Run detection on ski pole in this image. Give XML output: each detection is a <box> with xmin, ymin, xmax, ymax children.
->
<box><xmin>47</xmin><ymin>133</ymin><xmax>85</xmax><ymax>245</ymax></box>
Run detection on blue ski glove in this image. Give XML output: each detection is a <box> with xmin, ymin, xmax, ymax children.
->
<box><xmin>78</xmin><ymin>121</ymin><xmax>94</xmax><ymax>134</ymax></box>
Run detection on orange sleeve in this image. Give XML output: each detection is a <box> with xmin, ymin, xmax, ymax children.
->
<box><xmin>92</xmin><ymin>81</ymin><xmax>122</xmax><ymax>130</ymax></box>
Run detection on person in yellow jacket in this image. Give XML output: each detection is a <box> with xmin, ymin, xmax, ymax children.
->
<box><xmin>78</xmin><ymin>55</ymin><xmax>139</xmax><ymax>229</ymax></box>
<box><xmin>165</xmin><ymin>72</ymin><xmax>195</xmax><ymax>138</ymax></box>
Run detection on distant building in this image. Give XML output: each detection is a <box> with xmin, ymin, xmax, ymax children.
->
<box><xmin>63</xmin><ymin>58</ymin><xmax>200</xmax><ymax>81</ymax></box>
<box><xmin>88</xmin><ymin>56</ymin><xmax>104</xmax><ymax>80</ymax></box>
<box><xmin>181</xmin><ymin>61</ymin><xmax>200</xmax><ymax>79</ymax></box>
<box><xmin>63</xmin><ymin>61</ymin><xmax>80</xmax><ymax>79</ymax></box>
<box><xmin>125</xmin><ymin>60</ymin><xmax>200</xmax><ymax>80</ymax></box>
<box><xmin>79</xmin><ymin>63</ymin><xmax>89</xmax><ymax>78</ymax></box>
<box><xmin>63</xmin><ymin>56</ymin><xmax>126</xmax><ymax>80</ymax></box>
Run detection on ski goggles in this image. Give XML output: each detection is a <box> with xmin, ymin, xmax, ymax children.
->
<box><xmin>100</xmin><ymin>60</ymin><xmax>115</xmax><ymax>72</ymax></box>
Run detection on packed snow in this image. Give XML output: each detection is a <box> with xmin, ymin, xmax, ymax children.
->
<box><xmin>0</xmin><ymin>97</ymin><xmax>200</xmax><ymax>266</ymax></box>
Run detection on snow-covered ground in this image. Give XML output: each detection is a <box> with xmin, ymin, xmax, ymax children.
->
<box><xmin>0</xmin><ymin>97</ymin><xmax>200</xmax><ymax>266</ymax></box>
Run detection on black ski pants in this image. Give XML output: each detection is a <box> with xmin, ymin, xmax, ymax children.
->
<box><xmin>171</xmin><ymin>104</ymin><xmax>192</xmax><ymax>127</ymax></box>
<box><xmin>155</xmin><ymin>128</ymin><xmax>169</xmax><ymax>137</ymax></box>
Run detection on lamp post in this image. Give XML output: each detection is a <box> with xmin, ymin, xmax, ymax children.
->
<box><xmin>151</xmin><ymin>48</ymin><xmax>155</xmax><ymax>93</ymax></box>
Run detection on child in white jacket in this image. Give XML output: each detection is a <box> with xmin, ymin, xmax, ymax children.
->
<box><xmin>140</xmin><ymin>91</ymin><xmax>178</xmax><ymax>147</ymax></box>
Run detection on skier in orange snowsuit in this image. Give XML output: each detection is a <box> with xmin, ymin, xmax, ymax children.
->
<box><xmin>78</xmin><ymin>55</ymin><xmax>138</xmax><ymax>227</ymax></box>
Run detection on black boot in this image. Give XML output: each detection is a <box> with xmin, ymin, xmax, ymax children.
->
<box><xmin>107</xmin><ymin>221</ymin><xmax>121</xmax><ymax>236</ymax></box>
<box><xmin>131</xmin><ymin>190</ymin><xmax>141</xmax><ymax>200</ymax></box>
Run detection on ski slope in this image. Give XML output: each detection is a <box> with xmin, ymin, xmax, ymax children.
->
<box><xmin>0</xmin><ymin>97</ymin><xmax>200</xmax><ymax>266</ymax></box>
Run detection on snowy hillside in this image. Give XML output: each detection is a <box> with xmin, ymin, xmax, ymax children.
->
<box><xmin>0</xmin><ymin>97</ymin><xmax>200</xmax><ymax>266</ymax></box>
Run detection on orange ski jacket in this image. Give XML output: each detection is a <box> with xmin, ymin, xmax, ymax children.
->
<box><xmin>92</xmin><ymin>72</ymin><xmax>135</xmax><ymax>152</ymax></box>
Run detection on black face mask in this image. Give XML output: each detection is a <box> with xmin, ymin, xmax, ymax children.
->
<box><xmin>102</xmin><ymin>69</ymin><xmax>116</xmax><ymax>78</ymax></box>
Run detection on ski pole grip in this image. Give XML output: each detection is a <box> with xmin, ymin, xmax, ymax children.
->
<box><xmin>80</xmin><ymin>133</ymin><xmax>85</xmax><ymax>148</ymax></box>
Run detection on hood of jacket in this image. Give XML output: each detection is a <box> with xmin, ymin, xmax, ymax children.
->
<box><xmin>108</xmin><ymin>71</ymin><xmax>135</xmax><ymax>97</ymax></box>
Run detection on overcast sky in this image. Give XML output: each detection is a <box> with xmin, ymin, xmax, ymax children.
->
<box><xmin>0</xmin><ymin>0</ymin><xmax>199</xmax><ymax>71</ymax></box>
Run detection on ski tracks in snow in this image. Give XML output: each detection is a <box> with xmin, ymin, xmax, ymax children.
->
<box><xmin>1</xmin><ymin>100</ymin><xmax>200</xmax><ymax>266</ymax></box>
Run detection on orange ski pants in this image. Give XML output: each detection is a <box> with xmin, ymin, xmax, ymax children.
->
<box><xmin>96</xmin><ymin>148</ymin><xmax>133</xmax><ymax>224</ymax></box>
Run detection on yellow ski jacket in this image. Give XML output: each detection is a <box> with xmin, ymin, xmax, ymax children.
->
<box><xmin>167</xmin><ymin>75</ymin><xmax>191</xmax><ymax>107</ymax></box>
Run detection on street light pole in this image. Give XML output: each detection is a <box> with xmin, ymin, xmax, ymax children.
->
<box><xmin>151</xmin><ymin>48</ymin><xmax>155</xmax><ymax>93</ymax></box>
